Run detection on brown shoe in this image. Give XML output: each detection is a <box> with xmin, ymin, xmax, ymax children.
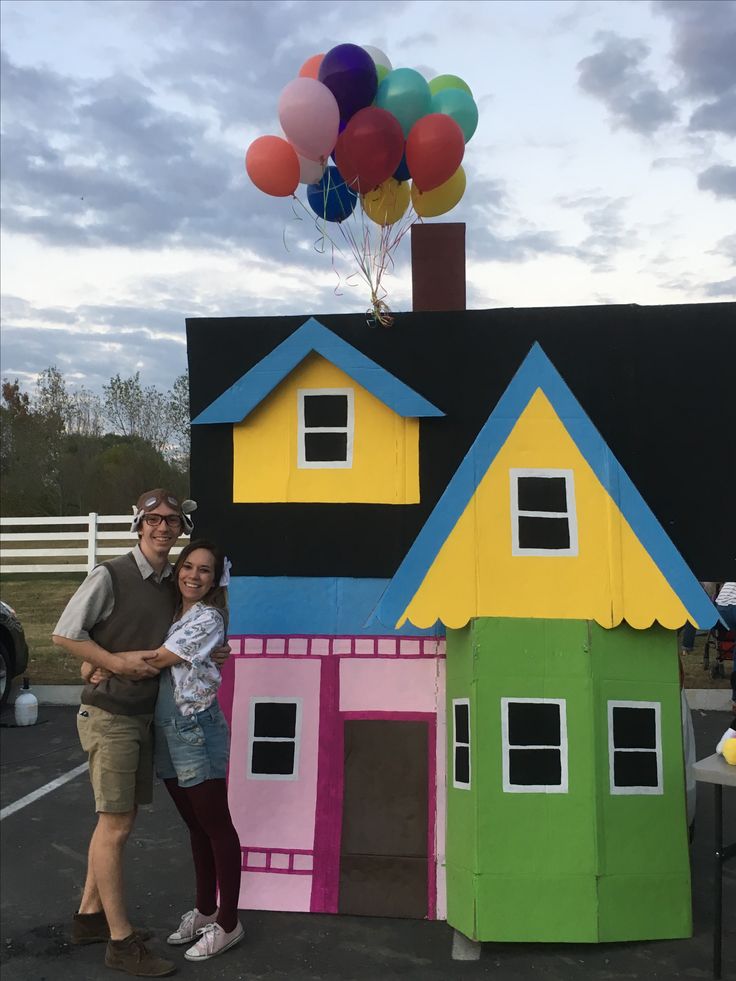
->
<box><xmin>104</xmin><ymin>934</ymin><xmax>175</xmax><ymax>977</ymax></box>
<box><xmin>71</xmin><ymin>911</ymin><xmax>152</xmax><ymax>945</ymax></box>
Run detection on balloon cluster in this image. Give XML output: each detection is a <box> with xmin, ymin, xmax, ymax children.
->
<box><xmin>245</xmin><ymin>43</ymin><xmax>478</xmax><ymax>322</ymax></box>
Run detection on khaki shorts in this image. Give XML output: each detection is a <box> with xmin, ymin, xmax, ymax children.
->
<box><xmin>77</xmin><ymin>705</ymin><xmax>154</xmax><ymax>813</ymax></box>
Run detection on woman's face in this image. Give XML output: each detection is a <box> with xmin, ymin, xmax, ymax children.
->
<box><xmin>178</xmin><ymin>548</ymin><xmax>217</xmax><ymax>606</ymax></box>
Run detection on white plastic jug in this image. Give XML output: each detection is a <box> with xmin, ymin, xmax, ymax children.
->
<box><xmin>14</xmin><ymin>677</ymin><xmax>38</xmax><ymax>727</ymax></box>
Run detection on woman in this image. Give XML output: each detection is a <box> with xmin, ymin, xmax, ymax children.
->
<box><xmin>90</xmin><ymin>539</ymin><xmax>243</xmax><ymax>962</ymax></box>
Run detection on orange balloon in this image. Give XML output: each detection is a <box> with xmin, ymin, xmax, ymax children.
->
<box><xmin>245</xmin><ymin>136</ymin><xmax>300</xmax><ymax>197</ymax></box>
<box><xmin>299</xmin><ymin>54</ymin><xmax>324</xmax><ymax>79</ymax></box>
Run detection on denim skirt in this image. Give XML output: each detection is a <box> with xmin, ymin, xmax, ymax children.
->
<box><xmin>153</xmin><ymin>669</ymin><xmax>230</xmax><ymax>787</ymax></box>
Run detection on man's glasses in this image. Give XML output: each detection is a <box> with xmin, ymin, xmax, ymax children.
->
<box><xmin>143</xmin><ymin>513</ymin><xmax>182</xmax><ymax>528</ymax></box>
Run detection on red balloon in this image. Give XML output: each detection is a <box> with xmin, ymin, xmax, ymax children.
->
<box><xmin>334</xmin><ymin>107</ymin><xmax>404</xmax><ymax>194</ymax></box>
<box><xmin>245</xmin><ymin>136</ymin><xmax>299</xmax><ymax>197</ymax></box>
<box><xmin>406</xmin><ymin>114</ymin><xmax>465</xmax><ymax>192</ymax></box>
<box><xmin>299</xmin><ymin>53</ymin><xmax>324</xmax><ymax>79</ymax></box>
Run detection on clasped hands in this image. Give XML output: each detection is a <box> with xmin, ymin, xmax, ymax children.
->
<box><xmin>81</xmin><ymin>644</ymin><xmax>232</xmax><ymax>684</ymax></box>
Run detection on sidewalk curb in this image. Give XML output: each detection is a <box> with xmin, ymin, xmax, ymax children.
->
<box><xmin>7</xmin><ymin>685</ymin><xmax>734</xmax><ymax>709</ymax></box>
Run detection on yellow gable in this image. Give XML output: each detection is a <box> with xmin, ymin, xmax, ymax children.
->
<box><xmin>400</xmin><ymin>389</ymin><xmax>692</xmax><ymax>630</ymax></box>
<box><xmin>233</xmin><ymin>353</ymin><xmax>419</xmax><ymax>504</ymax></box>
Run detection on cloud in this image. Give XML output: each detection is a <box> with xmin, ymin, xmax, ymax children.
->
<box><xmin>655</xmin><ymin>0</ymin><xmax>736</xmax><ymax>136</ymax></box>
<box><xmin>709</xmin><ymin>233</ymin><xmax>736</xmax><ymax>265</ymax></box>
<box><xmin>697</xmin><ymin>164</ymin><xmax>736</xmax><ymax>200</ymax></box>
<box><xmin>576</xmin><ymin>31</ymin><xmax>676</xmax><ymax>134</ymax></box>
<box><xmin>655</xmin><ymin>0</ymin><xmax>736</xmax><ymax>99</ymax></box>
<box><xmin>688</xmin><ymin>90</ymin><xmax>736</xmax><ymax>135</ymax></box>
<box><xmin>702</xmin><ymin>277</ymin><xmax>736</xmax><ymax>298</ymax></box>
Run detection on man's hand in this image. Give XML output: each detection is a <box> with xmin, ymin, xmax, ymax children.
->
<box><xmin>212</xmin><ymin>643</ymin><xmax>232</xmax><ymax>669</ymax></box>
<box><xmin>114</xmin><ymin>650</ymin><xmax>160</xmax><ymax>680</ymax></box>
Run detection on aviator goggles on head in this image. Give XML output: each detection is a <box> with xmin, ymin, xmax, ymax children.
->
<box><xmin>130</xmin><ymin>488</ymin><xmax>197</xmax><ymax>535</ymax></box>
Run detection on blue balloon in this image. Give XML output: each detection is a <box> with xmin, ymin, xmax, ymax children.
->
<box><xmin>393</xmin><ymin>151</ymin><xmax>411</xmax><ymax>182</ymax></box>
<box><xmin>430</xmin><ymin>88</ymin><xmax>479</xmax><ymax>143</ymax></box>
<box><xmin>307</xmin><ymin>166</ymin><xmax>357</xmax><ymax>223</ymax></box>
<box><xmin>375</xmin><ymin>68</ymin><xmax>431</xmax><ymax>137</ymax></box>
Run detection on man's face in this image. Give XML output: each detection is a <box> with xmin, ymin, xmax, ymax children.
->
<box><xmin>138</xmin><ymin>502</ymin><xmax>182</xmax><ymax>560</ymax></box>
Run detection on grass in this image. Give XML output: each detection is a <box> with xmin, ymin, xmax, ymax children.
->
<box><xmin>0</xmin><ymin>575</ymin><xmax>732</xmax><ymax>690</ymax></box>
<box><xmin>0</xmin><ymin>574</ymin><xmax>86</xmax><ymax>685</ymax></box>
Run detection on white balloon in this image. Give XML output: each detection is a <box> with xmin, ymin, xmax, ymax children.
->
<box><xmin>298</xmin><ymin>153</ymin><xmax>326</xmax><ymax>185</ymax></box>
<box><xmin>362</xmin><ymin>45</ymin><xmax>392</xmax><ymax>72</ymax></box>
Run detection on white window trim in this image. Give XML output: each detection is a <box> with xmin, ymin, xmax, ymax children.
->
<box><xmin>501</xmin><ymin>697</ymin><xmax>568</xmax><ymax>794</ymax></box>
<box><xmin>510</xmin><ymin>468</ymin><xmax>578</xmax><ymax>557</ymax></box>
<box><xmin>297</xmin><ymin>388</ymin><xmax>354</xmax><ymax>469</ymax></box>
<box><xmin>608</xmin><ymin>700</ymin><xmax>663</xmax><ymax>796</ymax></box>
<box><xmin>248</xmin><ymin>696</ymin><xmax>302</xmax><ymax>781</ymax></box>
<box><xmin>452</xmin><ymin>698</ymin><xmax>471</xmax><ymax>790</ymax></box>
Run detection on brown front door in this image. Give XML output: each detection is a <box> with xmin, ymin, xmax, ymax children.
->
<box><xmin>338</xmin><ymin>719</ymin><xmax>429</xmax><ymax>918</ymax></box>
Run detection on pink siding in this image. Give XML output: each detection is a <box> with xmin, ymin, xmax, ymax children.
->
<box><xmin>339</xmin><ymin>657</ymin><xmax>440</xmax><ymax>713</ymax></box>
<box><xmin>228</xmin><ymin>659</ymin><xmax>321</xmax><ymax>849</ymax></box>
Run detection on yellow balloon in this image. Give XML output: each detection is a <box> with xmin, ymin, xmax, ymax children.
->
<box><xmin>723</xmin><ymin>738</ymin><xmax>736</xmax><ymax>765</ymax></box>
<box><xmin>411</xmin><ymin>165</ymin><xmax>466</xmax><ymax>217</ymax></box>
<box><xmin>361</xmin><ymin>178</ymin><xmax>410</xmax><ymax>226</ymax></box>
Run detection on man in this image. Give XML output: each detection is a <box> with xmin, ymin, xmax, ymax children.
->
<box><xmin>53</xmin><ymin>489</ymin><xmax>223</xmax><ymax>978</ymax></box>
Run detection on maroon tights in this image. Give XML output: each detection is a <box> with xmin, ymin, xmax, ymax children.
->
<box><xmin>164</xmin><ymin>778</ymin><xmax>241</xmax><ymax>933</ymax></box>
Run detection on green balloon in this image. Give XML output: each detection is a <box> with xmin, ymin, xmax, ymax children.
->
<box><xmin>429</xmin><ymin>74</ymin><xmax>473</xmax><ymax>99</ymax></box>
<box><xmin>375</xmin><ymin>68</ymin><xmax>431</xmax><ymax>137</ymax></box>
<box><xmin>430</xmin><ymin>88</ymin><xmax>479</xmax><ymax>143</ymax></box>
<box><xmin>375</xmin><ymin>63</ymin><xmax>389</xmax><ymax>85</ymax></box>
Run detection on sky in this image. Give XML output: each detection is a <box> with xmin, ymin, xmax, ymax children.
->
<box><xmin>1</xmin><ymin>0</ymin><xmax>734</xmax><ymax>396</ymax></box>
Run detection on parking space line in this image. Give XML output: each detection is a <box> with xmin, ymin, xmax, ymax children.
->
<box><xmin>0</xmin><ymin>761</ymin><xmax>89</xmax><ymax>821</ymax></box>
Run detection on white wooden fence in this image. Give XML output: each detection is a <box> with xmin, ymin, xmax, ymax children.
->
<box><xmin>0</xmin><ymin>514</ymin><xmax>185</xmax><ymax>575</ymax></box>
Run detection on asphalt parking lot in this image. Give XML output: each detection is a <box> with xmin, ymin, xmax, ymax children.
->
<box><xmin>1</xmin><ymin>705</ymin><xmax>733</xmax><ymax>981</ymax></box>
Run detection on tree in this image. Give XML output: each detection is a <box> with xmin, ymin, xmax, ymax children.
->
<box><xmin>103</xmin><ymin>372</ymin><xmax>174</xmax><ymax>456</ymax></box>
<box><xmin>1</xmin><ymin>377</ymin><xmax>65</xmax><ymax>514</ymax></box>
<box><xmin>168</xmin><ymin>373</ymin><xmax>190</xmax><ymax>471</ymax></box>
<box><xmin>1</xmin><ymin>366</ymin><xmax>191</xmax><ymax>516</ymax></box>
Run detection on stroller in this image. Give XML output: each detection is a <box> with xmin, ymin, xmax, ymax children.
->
<box><xmin>703</xmin><ymin>620</ymin><xmax>736</xmax><ymax>679</ymax></box>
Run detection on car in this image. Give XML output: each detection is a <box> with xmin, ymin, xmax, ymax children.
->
<box><xmin>0</xmin><ymin>599</ymin><xmax>29</xmax><ymax>708</ymax></box>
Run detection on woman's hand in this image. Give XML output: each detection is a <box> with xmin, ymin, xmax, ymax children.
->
<box><xmin>81</xmin><ymin>660</ymin><xmax>113</xmax><ymax>685</ymax></box>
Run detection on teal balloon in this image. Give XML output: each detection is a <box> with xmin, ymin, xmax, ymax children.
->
<box><xmin>375</xmin><ymin>68</ymin><xmax>431</xmax><ymax>137</ymax></box>
<box><xmin>430</xmin><ymin>88</ymin><xmax>478</xmax><ymax>143</ymax></box>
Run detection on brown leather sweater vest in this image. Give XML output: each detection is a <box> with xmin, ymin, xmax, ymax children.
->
<box><xmin>82</xmin><ymin>552</ymin><xmax>177</xmax><ymax>715</ymax></box>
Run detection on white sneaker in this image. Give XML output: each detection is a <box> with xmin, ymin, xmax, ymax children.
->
<box><xmin>184</xmin><ymin>921</ymin><xmax>244</xmax><ymax>961</ymax></box>
<box><xmin>166</xmin><ymin>908</ymin><xmax>218</xmax><ymax>945</ymax></box>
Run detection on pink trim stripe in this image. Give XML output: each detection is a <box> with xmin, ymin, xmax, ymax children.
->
<box><xmin>226</xmin><ymin>635</ymin><xmax>446</xmax><ymax>659</ymax></box>
<box><xmin>240</xmin><ymin>846</ymin><xmax>314</xmax><ymax>875</ymax></box>
<box><xmin>310</xmin><ymin>656</ymin><xmax>342</xmax><ymax>913</ymax></box>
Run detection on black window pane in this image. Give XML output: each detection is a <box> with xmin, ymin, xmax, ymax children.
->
<box><xmin>252</xmin><ymin>741</ymin><xmax>296</xmax><ymax>775</ymax></box>
<box><xmin>509</xmin><ymin>748</ymin><xmax>562</xmax><ymax>786</ymax></box>
<box><xmin>517</xmin><ymin>476</ymin><xmax>567</xmax><ymax>513</ymax></box>
<box><xmin>304</xmin><ymin>432</ymin><xmax>348</xmax><ymax>462</ymax></box>
<box><xmin>508</xmin><ymin>702</ymin><xmax>560</xmax><ymax>746</ymax></box>
<box><xmin>614</xmin><ymin>750</ymin><xmax>658</xmax><ymax>787</ymax></box>
<box><xmin>254</xmin><ymin>702</ymin><xmax>297</xmax><ymax>738</ymax></box>
<box><xmin>455</xmin><ymin>746</ymin><xmax>470</xmax><ymax>785</ymax></box>
<box><xmin>304</xmin><ymin>394</ymin><xmax>347</xmax><ymax>428</ymax></box>
<box><xmin>613</xmin><ymin>707</ymin><xmax>656</xmax><ymax>749</ymax></box>
<box><xmin>518</xmin><ymin>516</ymin><xmax>570</xmax><ymax>550</ymax></box>
<box><xmin>454</xmin><ymin>703</ymin><xmax>469</xmax><ymax>744</ymax></box>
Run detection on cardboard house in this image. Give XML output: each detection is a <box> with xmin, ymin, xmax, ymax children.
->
<box><xmin>187</xmin><ymin>299</ymin><xmax>733</xmax><ymax>941</ymax></box>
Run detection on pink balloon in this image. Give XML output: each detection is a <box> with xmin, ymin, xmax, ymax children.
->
<box><xmin>278</xmin><ymin>77</ymin><xmax>339</xmax><ymax>162</ymax></box>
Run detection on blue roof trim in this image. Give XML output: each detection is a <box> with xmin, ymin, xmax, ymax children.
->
<box><xmin>192</xmin><ymin>317</ymin><xmax>444</xmax><ymax>424</ymax></box>
<box><xmin>378</xmin><ymin>342</ymin><xmax>718</xmax><ymax>630</ymax></box>
<box><xmin>227</xmin><ymin>576</ymin><xmax>442</xmax><ymax>636</ymax></box>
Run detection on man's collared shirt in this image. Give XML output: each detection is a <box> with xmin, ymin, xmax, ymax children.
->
<box><xmin>53</xmin><ymin>545</ymin><xmax>174</xmax><ymax>642</ymax></box>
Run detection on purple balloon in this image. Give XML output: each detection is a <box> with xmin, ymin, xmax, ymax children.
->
<box><xmin>318</xmin><ymin>43</ymin><xmax>377</xmax><ymax>127</ymax></box>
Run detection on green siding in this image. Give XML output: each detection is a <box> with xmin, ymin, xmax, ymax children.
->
<box><xmin>445</xmin><ymin>618</ymin><xmax>691</xmax><ymax>942</ymax></box>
